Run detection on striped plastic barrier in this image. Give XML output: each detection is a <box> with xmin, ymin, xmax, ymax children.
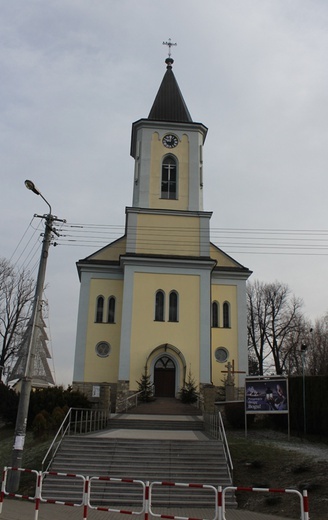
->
<box><xmin>41</xmin><ymin>471</ymin><xmax>87</xmax><ymax>519</ymax></box>
<box><xmin>1</xmin><ymin>467</ymin><xmax>41</xmax><ymax>520</ymax></box>
<box><xmin>221</xmin><ymin>486</ymin><xmax>309</xmax><ymax>520</ymax></box>
<box><xmin>149</xmin><ymin>480</ymin><xmax>218</xmax><ymax>520</ymax></box>
<box><xmin>88</xmin><ymin>475</ymin><xmax>146</xmax><ymax>516</ymax></box>
<box><xmin>0</xmin><ymin>467</ymin><xmax>310</xmax><ymax>520</ymax></box>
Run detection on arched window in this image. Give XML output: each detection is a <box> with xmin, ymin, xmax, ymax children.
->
<box><xmin>95</xmin><ymin>296</ymin><xmax>104</xmax><ymax>323</ymax></box>
<box><xmin>108</xmin><ymin>296</ymin><xmax>116</xmax><ymax>323</ymax></box>
<box><xmin>223</xmin><ymin>301</ymin><xmax>230</xmax><ymax>328</ymax></box>
<box><xmin>161</xmin><ymin>156</ymin><xmax>177</xmax><ymax>199</ymax></box>
<box><xmin>212</xmin><ymin>301</ymin><xmax>219</xmax><ymax>328</ymax></box>
<box><xmin>155</xmin><ymin>290</ymin><xmax>165</xmax><ymax>321</ymax></box>
<box><xmin>169</xmin><ymin>291</ymin><xmax>179</xmax><ymax>322</ymax></box>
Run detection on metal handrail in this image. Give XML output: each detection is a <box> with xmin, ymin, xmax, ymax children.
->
<box><xmin>218</xmin><ymin>412</ymin><xmax>233</xmax><ymax>480</ymax></box>
<box><xmin>203</xmin><ymin>411</ymin><xmax>233</xmax><ymax>481</ymax></box>
<box><xmin>116</xmin><ymin>390</ymin><xmax>144</xmax><ymax>412</ymax></box>
<box><xmin>41</xmin><ymin>407</ymin><xmax>72</xmax><ymax>473</ymax></box>
<box><xmin>116</xmin><ymin>383</ymin><xmax>158</xmax><ymax>412</ymax></box>
<box><xmin>41</xmin><ymin>407</ymin><xmax>109</xmax><ymax>473</ymax></box>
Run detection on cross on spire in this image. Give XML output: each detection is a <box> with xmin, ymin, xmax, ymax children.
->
<box><xmin>163</xmin><ymin>38</ymin><xmax>177</xmax><ymax>58</ymax></box>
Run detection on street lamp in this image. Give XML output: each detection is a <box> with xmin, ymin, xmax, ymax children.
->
<box><xmin>301</xmin><ymin>343</ymin><xmax>307</xmax><ymax>435</ymax></box>
<box><xmin>25</xmin><ymin>180</ymin><xmax>52</xmax><ymax>214</ymax></box>
<box><xmin>8</xmin><ymin>180</ymin><xmax>63</xmax><ymax>492</ymax></box>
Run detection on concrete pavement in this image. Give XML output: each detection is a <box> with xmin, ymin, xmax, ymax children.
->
<box><xmin>0</xmin><ymin>498</ymin><xmax>289</xmax><ymax>520</ymax></box>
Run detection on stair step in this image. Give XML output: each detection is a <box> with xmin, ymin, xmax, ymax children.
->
<box><xmin>107</xmin><ymin>422</ymin><xmax>204</xmax><ymax>430</ymax></box>
<box><xmin>42</xmin><ymin>419</ymin><xmax>236</xmax><ymax>507</ymax></box>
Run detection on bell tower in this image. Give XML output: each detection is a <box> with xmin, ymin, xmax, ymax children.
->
<box><xmin>130</xmin><ymin>56</ymin><xmax>208</xmax><ymax>212</ymax></box>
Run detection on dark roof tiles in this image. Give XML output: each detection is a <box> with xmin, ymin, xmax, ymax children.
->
<box><xmin>148</xmin><ymin>59</ymin><xmax>193</xmax><ymax>123</ymax></box>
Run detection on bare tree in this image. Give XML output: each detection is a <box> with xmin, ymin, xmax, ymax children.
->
<box><xmin>306</xmin><ymin>316</ymin><xmax>328</xmax><ymax>375</ymax></box>
<box><xmin>247</xmin><ymin>280</ymin><xmax>304</xmax><ymax>375</ymax></box>
<box><xmin>279</xmin><ymin>316</ymin><xmax>312</xmax><ymax>375</ymax></box>
<box><xmin>0</xmin><ymin>258</ymin><xmax>34</xmax><ymax>381</ymax></box>
<box><xmin>247</xmin><ymin>280</ymin><xmax>271</xmax><ymax>375</ymax></box>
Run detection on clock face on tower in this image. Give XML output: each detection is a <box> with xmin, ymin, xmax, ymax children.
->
<box><xmin>162</xmin><ymin>134</ymin><xmax>178</xmax><ymax>148</ymax></box>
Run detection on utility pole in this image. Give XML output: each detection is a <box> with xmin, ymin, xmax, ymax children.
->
<box><xmin>301</xmin><ymin>343</ymin><xmax>308</xmax><ymax>436</ymax></box>
<box><xmin>7</xmin><ymin>180</ymin><xmax>65</xmax><ymax>492</ymax></box>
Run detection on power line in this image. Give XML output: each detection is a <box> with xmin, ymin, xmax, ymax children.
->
<box><xmin>52</xmin><ymin>221</ymin><xmax>328</xmax><ymax>256</ymax></box>
<box><xmin>11</xmin><ymin>220</ymin><xmax>328</xmax><ymax>261</ymax></box>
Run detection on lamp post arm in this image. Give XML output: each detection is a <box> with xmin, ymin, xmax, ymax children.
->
<box><xmin>39</xmin><ymin>193</ymin><xmax>52</xmax><ymax>215</ymax></box>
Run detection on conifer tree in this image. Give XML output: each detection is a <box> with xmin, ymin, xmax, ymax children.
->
<box><xmin>180</xmin><ymin>367</ymin><xmax>198</xmax><ymax>404</ymax></box>
<box><xmin>136</xmin><ymin>365</ymin><xmax>153</xmax><ymax>402</ymax></box>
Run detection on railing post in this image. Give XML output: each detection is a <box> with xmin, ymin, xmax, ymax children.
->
<box><xmin>34</xmin><ymin>471</ymin><xmax>42</xmax><ymax>520</ymax></box>
<box><xmin>0</xmin><ymin>467</ymin><xmax>7</xmax><ymax>515</ymax></box>
<box><xmin>83</xmin><ymin>477</ymin><xmax>89</xmax><ymax>520</ymax></box>
<box><xmin>302</xmin><ymin>489</ymin><xmax>309</xmax><ymax>520</ymax></box>
<box><xmin>144</xmin><ymin>480</ymin><xmax>150</xmax><ymax>520</ymax></box>
<box><xmin>217</xmin><ymin>485</ymin><xmax>223</xmax><ymax>520</ymax></box>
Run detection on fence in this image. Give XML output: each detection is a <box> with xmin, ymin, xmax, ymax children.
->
<box><xmin>203</xmin><ymin>412</ymin><xmax>233</xmax><ymax>481</ymax></box>
<box><xmin>0</xmin><ymin>467</ymin><xmax>310</xmax><ymax>520</ymax></box>
<box><xmin>222</xmin><ymin>486</ymin><xmax>309</xmax><ymax>520</ymax></box>
<box><xmin>116</xmin><ymin>390</ymin><xmax>145</xmax><ymax>413</ymax></box>
<box><xmin>149</xmin><ymin>481</ymin><xmax>218</xmax><ymax>520</ymax></box>
<box><xmin>41</xmin><ymin>407</ymin><xmax>109</xmax><ymax>473</ymax></box>
<box><xmin>116</xmin><ymin>385</ymin><xmax>158</xmax><ymax>413</ymax></box>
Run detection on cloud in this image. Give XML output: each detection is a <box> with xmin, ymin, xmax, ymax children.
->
<box><xmin>1</xmin><ymin>0</ymin><xmax>328</xmax><ymax>384</ymax></box>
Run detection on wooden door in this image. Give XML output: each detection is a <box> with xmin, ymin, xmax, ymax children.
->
<box><xmin>154</xmin><ymin>356</ymin><xmax>176</xmax><ymax>397</ymax></box>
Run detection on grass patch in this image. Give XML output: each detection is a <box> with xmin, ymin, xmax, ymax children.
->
<box><xmin>226</xmin><ymin>430</ymin><xmax>328</xmax><ymax>519</ymax></box>
<box><xmin>0</xmin><ymin>426</ymin><xmax>51</xmax><ymax>496</ymax></box>
<box><xmin>0</xmin><ymin>427</ymin><xmax>50</xmax><ymax>471</ymax></box>
<box><xmin>292</xmin><ymin>463</ymin><xmax>311</xmax><ymax>474</ymax></box>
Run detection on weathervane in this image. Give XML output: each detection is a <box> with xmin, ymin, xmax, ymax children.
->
<box><xmin>163</xmin><ymin>38</ymin><xmax>177</xmax><ymax>58</ymax></box>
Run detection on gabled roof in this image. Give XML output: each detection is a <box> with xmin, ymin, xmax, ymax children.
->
<box><xmin>148</xmin><ymin>58</ymin><xmax>193</xmax><ymax>123</ymax></box>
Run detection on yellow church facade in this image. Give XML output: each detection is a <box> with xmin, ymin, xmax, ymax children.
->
<box><xmin>73</xmin><ymin>56</ymin><xmax>251</xmax><ymax>410</ymax></box>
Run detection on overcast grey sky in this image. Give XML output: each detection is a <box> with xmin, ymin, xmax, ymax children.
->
<box><xmin>1</xmin><ymin>1</ymin><xmax>328</xmax><ymax>385</ymax></box>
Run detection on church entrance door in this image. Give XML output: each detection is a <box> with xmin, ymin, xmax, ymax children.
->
<box><xmin>154</xmin><ymin>355</ymin><xmax>176</xmax><ymax>397</ymax></box>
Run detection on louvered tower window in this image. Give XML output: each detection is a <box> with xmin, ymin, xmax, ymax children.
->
<box><xmin>161</xmin><ymin>156</ymin><xmax>177</xmax><ymax>199</ymax></box>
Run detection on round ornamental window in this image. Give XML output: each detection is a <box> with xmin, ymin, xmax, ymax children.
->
<box><xmin>95</xmin><ymin>342</ymin><xmax>110</xmax><ymax>358</ymax></box>
<box><xmin>215</xmin><ymin>347</ymin><xmax>229</xmax><ymax>363</ymax></box>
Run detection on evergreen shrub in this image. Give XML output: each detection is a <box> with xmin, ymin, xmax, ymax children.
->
<box><xmin>180</xmin><ymin>369</ymin><xmax>198</xmax><ymax>404</ymax></box>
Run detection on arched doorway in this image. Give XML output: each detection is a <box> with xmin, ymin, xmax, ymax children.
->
<box><xmin>154</xmin><ymin>355</ymin><xmax>176</xmax><ymax>397</ymax></box>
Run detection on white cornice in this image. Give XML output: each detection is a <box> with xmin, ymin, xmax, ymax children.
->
<box><xmin>120</xmin><ymin>254</ymin><xmax>216</xmax><ymax>271</ymax></box>
<box><xmin>125</xmin><ymin>206</ymin><xmax>212</xmax><ymax>219</ymax></box>
<box><xmin>131</xmin><ymin>118</ymin><xmax>208</xmax><ymax>157</ymax></box>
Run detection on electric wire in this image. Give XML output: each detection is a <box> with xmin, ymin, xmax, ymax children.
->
<box><xmin>50</xmin><ymin>221</ymin><xmax>328</xmax><ymax>256</ymax></box>
<box><xmin>9</xmin><ymin>216</ymin><xmax>36</xmax><ymax>264</ymax></box>
<box><xmin>10</xmin><ymin>220</ymin><xmax>328</xmax><ymax>269</ymax></box>
<box><xmin>10</xmin><ymin>218</ymin><xmax>43</xmax><ymax>273</ymax></box>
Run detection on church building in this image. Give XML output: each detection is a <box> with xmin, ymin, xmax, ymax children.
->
<box><xmin>72</xmin><ymin>54</ymin><xmax>252</xmax><ymax>411</ymax></box>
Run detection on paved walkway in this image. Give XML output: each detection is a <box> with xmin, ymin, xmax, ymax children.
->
<box><xmin>0</xmin><ymin>499</ymin><xmax>289</xmax><ymax>520</ymax></box>
<box><xmin>123</xmin><ymin>397</ymin><xmax>201</xmax><ymax>415</ymax></box>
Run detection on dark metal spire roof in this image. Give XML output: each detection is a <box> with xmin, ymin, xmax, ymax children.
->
<box><xmin>148</xmin><ymin>58</ymin><xmax>193</xmax><ymax>123</ymax></box>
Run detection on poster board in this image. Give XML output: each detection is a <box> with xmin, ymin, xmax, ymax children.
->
<box><xmin>245</xmin><ymin>377</ymin><xmax>289</xmax><ymax>414</ymax></box>
<box><xmin>244</xmin><ymin>376</ymin><xmax>289</xmax><ymax>438</ymax></box>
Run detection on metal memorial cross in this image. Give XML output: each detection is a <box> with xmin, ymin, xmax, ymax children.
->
<box><xmin>163</xmin><ymin>38</ymin><xmax>177</xmax><ymax>58</ymax></box>
<box><xmin>222</xmin><ymin>360</ymin><xmax>246</xmax><ymax>385</ymax></box>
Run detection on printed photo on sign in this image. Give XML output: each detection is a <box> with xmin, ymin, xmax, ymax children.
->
<box><xmin>245</xmin><ymin>379</ymin><xmax>288</xmax><ymax>414</ymax></box>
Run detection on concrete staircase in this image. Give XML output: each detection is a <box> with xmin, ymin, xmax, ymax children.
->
<box><xmin>42</xmin><ymin>404</ymin><xmax>235</xmax><ymax>508</ymax></box>
<box><xmin>107</xmin><ymin>417</ymin><xmax>205</xmax><ymax>431</ymax></box>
